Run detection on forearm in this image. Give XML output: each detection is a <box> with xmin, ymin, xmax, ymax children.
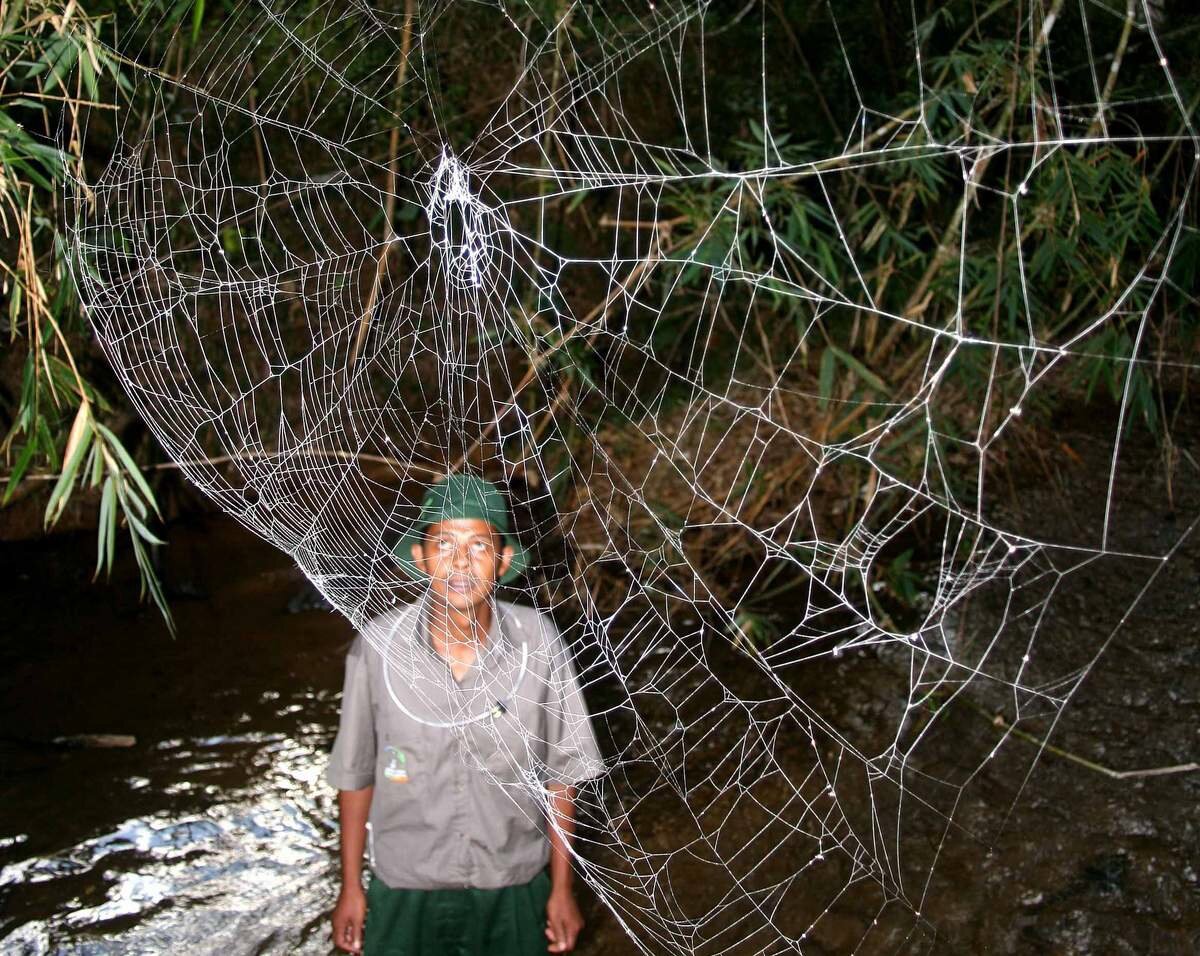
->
<box><xmin>338</xmin><ymin>786</ymin><xmax>374</xmax><ymax>887</ymax></box>
<box><xmin>546</xmin><ymin>784</ymin><xmax>577</xmax><ymax>892</ymax></box>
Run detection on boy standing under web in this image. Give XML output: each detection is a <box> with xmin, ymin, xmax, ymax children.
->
<box><xmin>327</xmin><ymin>475</ymin><xmax>603</xmax><ymax>955</ymax></box>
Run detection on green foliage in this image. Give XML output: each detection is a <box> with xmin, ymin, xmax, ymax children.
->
<box><xmin>638</xmin><ymin>1</ymin><xmax>1193</xmax><ymax>456</ymax></box>
<box><xmin>1</xmin><ymin>0</ymin><xmax>173</xmax><ymax>631</ymax></box>
<box><xmin>597</xmin><ymin>0</ymin><xmax>1198</xmax><ymax>623</ymax></box>
<box><xmin>882</xmin><ymin>548</ymin><xmax>922</xmax><ymax>609</ymax></box>
<box><xmin>0</xmin><ymin>0</ymin><xmax>1194</xmax><ymax>632</ymax></box>
<box><xmin>729</xmin><ymin>609</ymin><xmax>778</xmax><ymax>653</ymax></box>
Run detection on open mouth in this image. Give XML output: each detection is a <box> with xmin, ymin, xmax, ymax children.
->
<box><xmin>446</xmin><ymin>575</ymin><xmax>474</xmax><ymax>593</ymax></box>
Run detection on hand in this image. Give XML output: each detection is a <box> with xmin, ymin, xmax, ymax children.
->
<box><xmin>545</xmin><ymin>886</ymin><xmax>584</xmax><ymax>953</ymax></box>
<box><xmin>331</xmin><ymin>883</ymin><xmax>367</xmax><ymax>954</ymax></box>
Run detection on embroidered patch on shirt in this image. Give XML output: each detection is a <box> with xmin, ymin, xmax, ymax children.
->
<box><xmin>383</xmin><ymin>746</ymin><xmax>410</xmax><ymax>783</ymax></box>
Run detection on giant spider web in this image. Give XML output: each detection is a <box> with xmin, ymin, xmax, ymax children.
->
<box><xmin>69</xmin><ymin>1</ymin><xmax>1198</xmax><ymax>952</ymax></box>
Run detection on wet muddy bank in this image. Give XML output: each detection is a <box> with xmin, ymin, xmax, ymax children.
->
<box><xmin>576</xmin><ymin>419</ymin><xmax>1200</xmax><ymax>954</ymax></box>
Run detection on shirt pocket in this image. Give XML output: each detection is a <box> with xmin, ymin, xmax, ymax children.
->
<box><xmin>378</xmin><ymin>737</ymin><xmax>423</xmax><ymax>790</ymax></box>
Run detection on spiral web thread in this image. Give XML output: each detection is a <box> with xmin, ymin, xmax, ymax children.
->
<box><xmin>70</xmin><ymin>1</ymin><xmax>1197</xmax><ymax>952</ymax></box>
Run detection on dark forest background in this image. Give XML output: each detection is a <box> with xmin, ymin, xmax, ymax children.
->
<box><xmin>1</xmin><ymin>0</ymin><xmax>1197</xmax><ymax>630</ymax></box>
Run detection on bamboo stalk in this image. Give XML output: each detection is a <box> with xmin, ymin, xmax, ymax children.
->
<box><xmin>869</xmin><ymin>0</ymin><xmax>1068</xmax><ymax>368</ymax></box>
<box><xmin>348</xmin><ymin>0</ymin><xmax>415</xmax><ymax>370</ymax></box>
<box><xmin>1084</xmin><ymin>0</ymin><xmax>1136</xmax><ymax>143</ymax></box>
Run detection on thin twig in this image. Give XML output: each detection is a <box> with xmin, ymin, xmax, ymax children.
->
<box><xmin>598</xmin><ymin>214</ymin><xmax>689</xmax><ymax>231</ymax></box>
<box><xmin>985</xmin><ymin>707</ymin><xmax>1199</xmax><ymax>782</ymax></box>
<box><xmin>1084</xmin><ymin>0</ymin><xmax>1136</xmax><ymax>143</ymax></box>
<box><xmin>768</xmin><ymin>0</ymin><xmax>840</xmax><ymax>137</ymax></box>
<box><xmin>449</xmin><ymin>226</ymin><xmax>692</xmax><ymax>472</ymax></box>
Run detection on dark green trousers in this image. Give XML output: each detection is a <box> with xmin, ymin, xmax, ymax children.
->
<box><xmin>363</xmin><ymin>869</ymin><xmax>551</xmax><ymax>956</ymax></box>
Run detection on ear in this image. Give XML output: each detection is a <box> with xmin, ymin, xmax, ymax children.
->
<box><xmin>496</xmin><ymin>543</ymin><xmax>514</xmax><ymax>580</ymax></box>
<box><xmin>410</xmin><ymin>541</ymin><xmax>428</xmax><ymax>573</ymax></box>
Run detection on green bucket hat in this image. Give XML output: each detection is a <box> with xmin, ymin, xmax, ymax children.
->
<box><xmin>393</xmin><ymin>474</ymin><xmax>528</xmax><ymax>584</ymax></box>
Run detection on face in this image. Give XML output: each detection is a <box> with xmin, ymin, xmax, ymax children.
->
<box><xmin>410</xmin><ymin>518</ymin><xmax>513</xmax><ymax>613</ymax></box>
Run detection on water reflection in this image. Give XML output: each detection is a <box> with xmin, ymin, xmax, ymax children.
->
<box><xmin>1</xmin><ymin>703</ymin><xmax>340</xmax><ymax>954</ymax></box>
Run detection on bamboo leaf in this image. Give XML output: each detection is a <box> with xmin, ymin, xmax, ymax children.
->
<box><xmin>42</xmin><ymin>35</ymin><xmax>79</xmax><ymax>94</ymax></box>
<box><xmin>79</xmin><ymin>47</ymin><xmax>97</xmax><ymax>99</ymax></box>
<box><xmin>7</xmin><ymin>281</ymin><xmax>21</xmax><ymax>327</ymax></box>
<box><xmin>94</xmin><ymin>422</ymin><xmax>161</xmax><ymax>517</ymax></box>
<box><xmin>192</xmin><ymin>0</ymin><xmax>206</xmax><ymax>46</ymax></box>
<box><xmin>130</xmin><ymin>530</ymin><xmax>175</xmax><ymax>635</ymax></box>
<box><xmin>126</xmin><ymin>509</ymin><xmax>167</xmax><ymax>547</ymax></box>
<box><xmin>96</xmin><ymin>475</ymin><xmax>116</xmax><ymax>578</ymax></box>
<box><xmin>2</xmin><ymin>438</ymin><xmax>38</xmax><ymax>505</ymax></box>
<box><xmin>118</xmin><ymin>477</ymin><xmax>149</xmax><ymax>520</ymax></box>
<box><xmin>85</xmin><ymin>439</ymin><xmax>101</xmax><ymax>488</ymax></box>
<box><xmin>34</xmin><ymin>416</ymin><xmax>58</xmax><ymax>469</ymax></box>
<box><xmin>829</xmin><ymin>346</ymin><xmax>888</xmax><ymax>392</ymax></box>
<box><xmin>818</xmin><ymin>347</ymin><xmax>836</xmax><ymax>409</ymax></box>
<box><xmin>44</xmin><ymin>403</ymin><xmax>92</xmax><ymax>526</ymax></box>
<box><xmin>61</xmin><ymin>401</ymin><xmax>91</xmax><ymax>465</ymax></box>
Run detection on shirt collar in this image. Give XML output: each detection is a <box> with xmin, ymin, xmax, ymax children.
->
<box><xmin>410</xmin><ymin>594</ymin><xmax>515</xmax><ymax>664</ymax></box>
<box><xmin>377</xmin><ymin>597</ymin><xmax>528</xmax><ymax>721</ymax></box>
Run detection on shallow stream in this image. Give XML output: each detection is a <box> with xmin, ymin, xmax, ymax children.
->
<box><xmin>2</xmin><ymin>452</ymin><xmax>1197</xmax><ymax>955</ymax></box>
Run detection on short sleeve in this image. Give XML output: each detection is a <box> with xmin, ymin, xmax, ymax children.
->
<box><xmin>325</xmin><ymin>634</ymin><xmax>377</xmax><ymax>791</ymax></box>
<box><xmin>538</xmin><ymin>623</ymin><xmax>605</xmax><ymax>788</ymax></box>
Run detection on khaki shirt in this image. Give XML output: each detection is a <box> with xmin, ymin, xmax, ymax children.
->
<box><xmin>325</xmin><ymin>598</ymin><xmax>604</xmax><ymax>890</ymax></box>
